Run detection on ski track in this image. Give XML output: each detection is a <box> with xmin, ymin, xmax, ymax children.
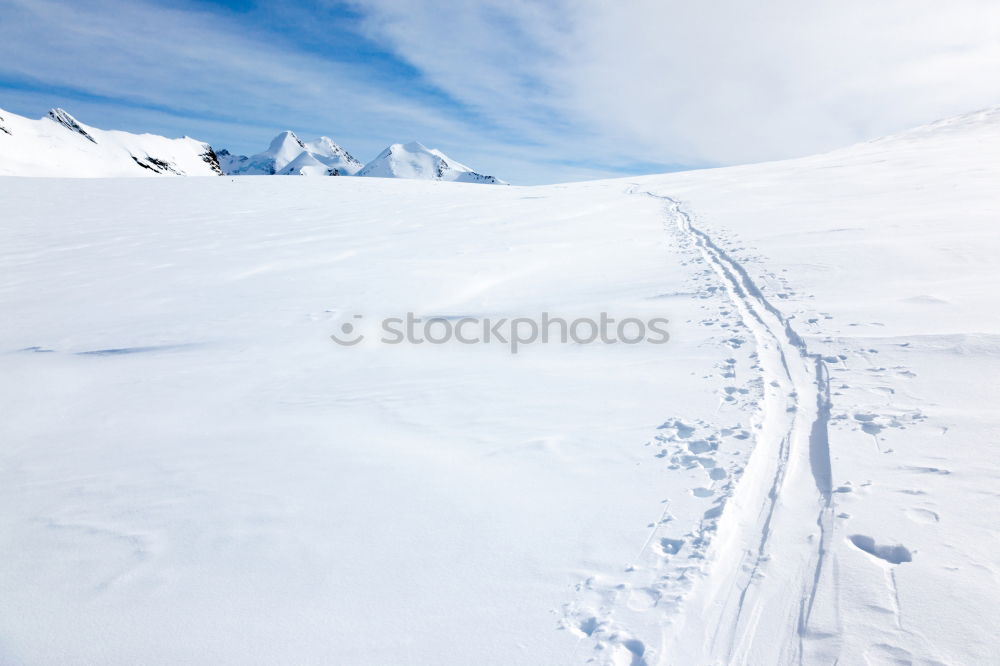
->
<box><xmin>564</xmin><ymin>188</ymin><xmax>842</xmax><ymax>665</ymax></box>
<box><xmin>653</xmin><ymin>191</ymin><xmax>840</xmax><ymax>664</ymax></box>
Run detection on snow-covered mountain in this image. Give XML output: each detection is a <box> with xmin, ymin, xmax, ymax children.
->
<box><xmin>219</xmin><ymin>135</ymin><xmax>503</xmax><ymax>183</ymax></box>
<box><xmin>219</xmin><ymin>131</ymin><xmax>363</xmax><ymax>176</ymax></box>
<box><xmin>0</xmin><ymin>107</ymin><xmax>506</xmax><ymax>183</ymax></box>
<box><xmin>0</xmin><ymin>107</ymin><xmax>221</xmax><ymax>177</ymax></box>
<box><xmin>357</xmin><ymin>141</ymin><xmax>505</xmax><ymax>184</ymax></box>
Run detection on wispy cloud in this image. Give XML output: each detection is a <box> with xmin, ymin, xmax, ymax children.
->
<box><xmin>352</xmin><ymin>0</ymin><xmax>1000</xmax><ymax>167</ymax></box>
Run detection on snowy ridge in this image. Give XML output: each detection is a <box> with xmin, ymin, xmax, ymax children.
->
<box><xmin>866</xmin><ymin>105</ymin><xmax>1000</xmax><ymax>145</ymax></box>
<box><xmin>0</xmin><ymin>107</ymin><xmax>221</xmax><ymax>177</ymax></box>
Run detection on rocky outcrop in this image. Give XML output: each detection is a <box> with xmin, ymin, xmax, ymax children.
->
<box><xmin>47</xmin><ymin>108</ymin><xmax>97</xmax><ymax>144</ymax></box>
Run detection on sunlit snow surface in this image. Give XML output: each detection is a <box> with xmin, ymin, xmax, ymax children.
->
<box><xmin>2</xmin><ymin>108</ymin><xmax>999</xmax><ymax>665</ymax></box>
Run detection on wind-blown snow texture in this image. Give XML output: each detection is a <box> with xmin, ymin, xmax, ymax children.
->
<box><xmin>2</xmin><ymin>108</ymin><xmax>999</xmax><ymax>665</ymax></box>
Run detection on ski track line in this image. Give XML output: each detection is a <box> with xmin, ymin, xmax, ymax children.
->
<box><xmin>643</xmin><ymin>191</ymin><xmax>839</xmax><ymax>664</ymax></box>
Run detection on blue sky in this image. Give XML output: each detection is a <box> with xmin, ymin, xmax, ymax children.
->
<box><xmin>2</xmin><ymin>0</ymin><xmax>1000</xmax><ymax>184</ymax></box>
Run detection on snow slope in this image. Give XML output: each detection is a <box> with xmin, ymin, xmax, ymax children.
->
<box><xmin>628</xmin><ymin>107</ymin><xmax>1000</xmax><ymax>665</ymax></box>
<box><xmin>219</xmin><ymin>131</ymin><xmax>363</xmax><ymax>176</ymax></box>
<box><xmin>357</xmin><ymin>141</ymin><xmax>506</xmax><ymax>184</ymax></box>
<box><xmin>0</xmin><ymin>108</ymin><xmax>221</xmax><ymax>177</ymax></box>
<box><xmin>2</xmin><ymin>108</ymin><xmax>999</xmax><ymax>665</ymax></box>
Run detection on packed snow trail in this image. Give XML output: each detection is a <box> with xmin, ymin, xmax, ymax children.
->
<box><xmin>643</xmin><ymin>192</ymin><xmax>840</xmax><ymax>664</ymax></box>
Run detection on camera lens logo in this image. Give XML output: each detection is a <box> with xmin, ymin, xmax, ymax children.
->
<box><xmin>330</xmin><ymin>314</ymin><xmax>364</xmax><ymax>346</ymax></box>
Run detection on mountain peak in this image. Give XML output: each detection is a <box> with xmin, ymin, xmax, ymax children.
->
<box><xmin>303</xmin><ymin>136</ymin><xmax>363</xmax><ymax>174</ymax></box>
<box><xmin>268</xmin><ymin>131</ymin><xmax>305</xmax><ymax>153</ymax></box>
<box><xmin>399</xmin><ymin>141</ymin><xmax>429</xmax><ymax>153</ymax></box>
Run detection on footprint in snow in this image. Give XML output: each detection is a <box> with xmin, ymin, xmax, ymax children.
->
<box><xmin>905</xmin><ymin>508</ymin><xmax>940</xmax><ymax>524</ymax></box>
<box><xmin>849</xmin><ymin>534</ymin><xmax>912</xmax><ymax>564</ymax></box>
<box><xmin>659</xmin><ymin>538</ymin><xmax>685</xmax><ymax>555</ymax></box>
